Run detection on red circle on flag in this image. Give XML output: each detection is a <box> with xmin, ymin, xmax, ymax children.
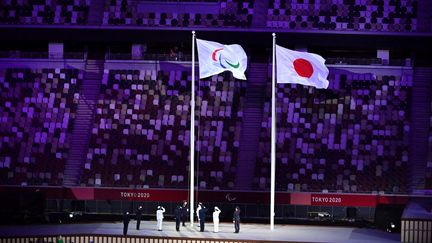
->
<box><xmin>293</xmin><ymin>58</ymin><xmax>314</xmax><ymax>78</ymax></box>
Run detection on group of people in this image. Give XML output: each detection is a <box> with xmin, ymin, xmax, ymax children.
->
<box><xmin>122</xmin><ymin>201</ymin><xmax>241</xmax><ymax>235</ymax></box>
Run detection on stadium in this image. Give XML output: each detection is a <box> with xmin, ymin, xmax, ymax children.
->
<box><xmin>0</xmin><ymin>0</ymin><xmax>431</xmax><ymax>242</ymax></box>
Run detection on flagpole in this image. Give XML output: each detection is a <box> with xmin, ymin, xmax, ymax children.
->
<box><xmin>270</xmin><ymin>32</ymin><xmax>276</xmax><ymax>231</ymax></box>
<box><xmin>190</xmin><ymin>30</ymin><xmax>196</xmax><ymax>227</ymax></box>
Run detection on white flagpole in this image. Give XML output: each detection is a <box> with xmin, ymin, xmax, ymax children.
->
<box><xmin>270</xmin><ymin>32</ymin><xmax>276</xmax><ymax>231</ymax></box>
<box><xmin>190</xmin><ymin>30</ymin><xmax>196</xmax><ymax>227</ymax></box>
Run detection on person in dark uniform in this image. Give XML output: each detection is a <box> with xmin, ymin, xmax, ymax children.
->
<box><xmin>136</xmin><ymin>206</ymin><xmax>143</xmax><ymax>230</ymax></box>
<box><xmin>233</xmin><ymin>206</ymin><xmax>240</xmax><ymax>233</ymax></box>
<box><xmin>123</xmin><ymin>211</ymin><xmax>130</xmax><ymax>235</ymax></box>
<box><xmin>181</xmin><ymin>200</ymin><xmax>188</xmax><ymax>226</ymax></box>
<box><xmin>198</xmin><ymin>203</ymin><xmax>208</xmax><ymax>232</ymax></box>
<box><xmin>174</xmin><ymin>205</ymin><xmax>182</xmax><ymax>231</ymax></box>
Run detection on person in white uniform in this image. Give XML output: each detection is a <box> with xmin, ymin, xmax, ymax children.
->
<box><xmin>213</xmin><ymin>206</ymin><xmax>221</xmax><ymax>233</ymax></box>
<box><xmin>156</xmin><ymin>206</ymin><xmax>165</xmax><ymax>231</ymax></box>
<box><xmin>196</xmin><ymin>203</ymin><xmax>202</xmax><ymax>226</ymax></box>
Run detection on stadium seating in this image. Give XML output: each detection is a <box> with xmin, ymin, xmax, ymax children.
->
<box><xmin>83</xmin><ymin>68</ymin><xmax>191</xmax><ymax>188</ymax></box>
<box><xmin>0</xmin><ymin>0</ymin><xmax>90</xmax><ymax>25</ymax></box>
<box><xmin>103</xmin><ymin>0</ymin><xmax>132</xmax><ymax>25</ymax></box>
<box><xmin>267</xmin><ymin>0</ymin><xmax>418</xmax><ymax>32</ymax></box>
<box><xmin>0</xmin><ymin>68</ymin><xmax>82</xmax><ymax>185</ymax></box>
<box><xmin>103</xmin><ymin>0</ymin><xmax>253</xmax><ymax>28</ymax></box>
<box><xmin>218</xmin><ymin>0</ymin><xmax>254</xmax><ymax>27</ymax></box>
<box><xmin>0</xmin><ymin>60</ymin><xmax>417</xmax><ymax>193</ymax></box>
<box><xmin>83</xmin><ymin>68</ymin><xmax>245</xmax><ymax>189</ymax></box>
<box><xmin>0</xmin><ymin>0</ymin><xmax>422</xmax><ymax>33</ymax></box>
<box><xmin>254</xmin><ymin>70</ymin><xmax>412</xmax><ymax>193</ymax></box>
<box><xmin>196</xmin><ymin>72</ymin><xmax>246</xmax><ymax>190</ymax></box>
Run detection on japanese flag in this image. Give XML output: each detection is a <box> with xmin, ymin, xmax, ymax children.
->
<box><xmin>276</xmin><ymin>44</ymin><xmax>329</xmax><ymax>89</ymax></box>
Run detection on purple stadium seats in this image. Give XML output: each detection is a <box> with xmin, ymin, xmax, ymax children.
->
<box><xmin>196</xmin><ymin>72</ymin><xmax>246</xmax><ymax>190</ymax></box>
<box><xmin>83</xmin><ymin>68</ymin><xmax>191</xmax><ymax>188</ymax></box>
<box><xmin>0</xmin><ymin>0</ymin><xmax>422</xmax><ymax>33</ymax></box>
<box><xmin>103</xmin><ymin>0</ymin><xmax>254</xmax><ymax>28</ymax></box>
<box><xmin>83</xmin><ymin>68</ymin><xmax>245</xmax><ymax>189</ymax></box>
<box><xmin>0</xmin><ymin>68</ymin><xmax>82</xmax><ymax>185</ymax></box>
<box><xmin>267</xmin><ymin>0</ymin><xmax>418</xmax><ymax>32</ymax></box>
<box><xmin>254</xmin><ymin>70</ymin><xmax>412</xmax><ymax>193</ymax></box>
<box><xmin>0</xmin><ymin>0</ymin><xmax>90</xmax><ymax>25</ymax></box>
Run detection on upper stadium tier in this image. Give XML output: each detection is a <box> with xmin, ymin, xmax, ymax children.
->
<box><xmin>0</xmin><ymin>0</ymin><xmax>430</xmax><ymax>34</ymax></box>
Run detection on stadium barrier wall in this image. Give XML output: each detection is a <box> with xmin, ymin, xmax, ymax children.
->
<box><xmin>0</xmin><ymin>235</ymin><xmax>273</xmax><ymax>243</ymax></box>
<box><xmin>0</xmin><ymin>186</ymin><xmax>410</xmax><ymax>206</ymax></box>
<box><xmin>0</xmin><ymin>186</ymin><xmax>413</xmax><ymax>221</ymax></box>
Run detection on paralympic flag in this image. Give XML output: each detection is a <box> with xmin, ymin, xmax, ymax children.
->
<box><xmin>276</xmin><ymin>44</ymin><xmax>329</xmax><ymax>89</ymax></box>
<box><xmin>196</xmin><ymin>38</ymin><xmax>247</xmax><ymax>80</ymax></box>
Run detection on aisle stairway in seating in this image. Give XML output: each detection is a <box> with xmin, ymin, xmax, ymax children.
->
<box><xmin>87</xmin><ymin>0</ymin><xmax>105</xmax><ymax>25</ymax></box>
<box><xmin>410</xmin><ymin>67</ymin><xmax>432</xmax><ymax>192</ymax></box>
<box><xmin>252</xmin><ymin>0</ymin><xmax>268</xmax><ymax>28</ymax></box>
<box><xmin>63</xmin><ymin>60</ymin><xmax>103</xmax><ymax>186</ymax></box>
<box><xmin>235</xmin><ymin>63</ymin><xmax>268</xmax><ymax>190</ymax></box>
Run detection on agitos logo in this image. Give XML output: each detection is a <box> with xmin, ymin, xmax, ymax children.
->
<box><xmin>211</xmin><ymin>48</ymin><xmax>240</xmax><ymax>69</ymax></box>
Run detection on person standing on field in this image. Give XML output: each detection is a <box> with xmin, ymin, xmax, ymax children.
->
<box><xmin>156</xmin><ymin>206</ymin><xmax>165</xmax><ymax>231</ymax></box>
<box><xmin>213</xmin><ymin>206</ymin><xmax>221</xmax><ymax>233</ymax></box>
<box><xmin>233</xmin><ymin>206</ymin><xmax>240</xmax><ymax>233</ymax></box>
